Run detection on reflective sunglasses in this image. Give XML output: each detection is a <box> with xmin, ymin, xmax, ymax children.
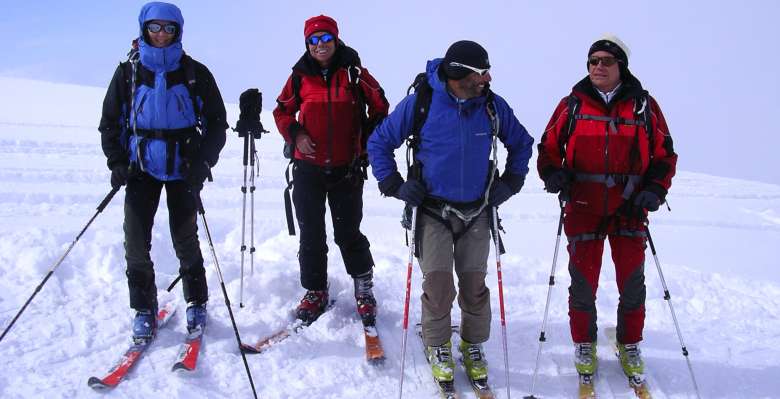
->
<box><xmin>146</xmin><ymin>22</ymin><xmax>177</xmax><ymax>35</ymax></box>
<box><xmin>307</xmin><ymin>33</ymin><xmax>334</xmax><ymax>46</ymax></box>
<box><xmin>588</xmin><ymin>55</ymin><xmax>619</xmax><ymax>67</ymax></box>
<box><xmin>449</xmin><ymin>61</ymin><xmax>490</xmax><ymax>76</ymax></box>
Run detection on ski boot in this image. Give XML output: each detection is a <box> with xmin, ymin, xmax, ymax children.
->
<box><xmin>425</xmin><ymin>341</ymin><xmax>455</xmax><ymax>383</ymax></box>
<box><xmin>354</xmin><ymin>270</ymin><xmax>377</xmax><ymax>326</ymax></box>
<box><xmin>132</xmin><ymin>308</ymin><xmax>157</xmax><ymax>343</ymax></box>
<box><xmin>186</xmin><ymin>302</ymin><xmax>207</xmax><ymax>333</ymax></box>
<box><xmin>574</xmin><ymin>342</ymin><xmax>598</xmax><ymax>376</ymax></box>
<box><xmin>295</xmin><ymin>290</ymin><xmax>329</xmax><ymax>325</ymax></box>
<box><xmin>617</xmin><ymin>343</ymin><xmax>645</xmax><ymax>380</ymax></box>
<box><xmin>459</xmin><ymin>340</ymin><xmax>489</xmax><ymax>381</ymax></box>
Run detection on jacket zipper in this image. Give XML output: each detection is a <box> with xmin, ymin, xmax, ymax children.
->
<box><xmin>324</xmin><ymin>70</ymin><xmax>333</xmax><ymax>168</ymax></box>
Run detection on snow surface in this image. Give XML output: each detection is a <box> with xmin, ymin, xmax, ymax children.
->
<box><xmin>0</xmin><ymin>77</ymin><xmax>778</xmax><ymax>398</ymax></box>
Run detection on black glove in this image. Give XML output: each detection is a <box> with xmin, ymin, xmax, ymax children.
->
<box><xmin>236</xmin><ymin>88</ymin><xmax>265</xmax><ymax>135</ymax></box>
<box><xmin>395</xmin><ymin>180</ymin><xmax>426</xmax><ymax>207</ymax></box>
<box><xmin>634</xmin><ymin>190</ymin><xmax>661</xmax><ymax>212</ymax></box>
<box><xmin>544</xmin><ymin>169</ymin><xmax>572</xmax><ymax>194</ymax></box>
<box><xmin>111</xmin><ymin>163</ymin><xmax>130</xmax><ymax>188</ymax></box>
<box><xmin>239</xmin><ymin>88</ymin><xmax>262</xmax><ymax>120</ymax></box>
<box><xmin>187</xmin><ymin>160</ymin><xmax>211</xmax><ymax>193</ymax></box>
<box><xmin>488</xmin><ymin>173</ymin><xmax>524</xmax><ymax>207</ymax></box>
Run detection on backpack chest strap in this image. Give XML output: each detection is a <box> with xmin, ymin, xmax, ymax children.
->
<box><xmin>574</xmin><ymin>173</ymin><xmax>642</xmax><ymax>199</ymax></box>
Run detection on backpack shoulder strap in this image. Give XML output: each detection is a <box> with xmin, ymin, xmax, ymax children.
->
<box><xmin>634</xmin><ymin>90</ymin><xmax>654</xmax><ymax>160</ymax></box>
<box><xmin>180</xmin><ymin>54</ymin><xmax>202</xmax><ymax>128</ymax></box>
<box><xmin>291</xmin><ymin>72</ymin><xmax>303</xmax><ymax>106</ymax></box>
<box><xmin>558</xmin><ymin>93</ymin><xmax>581</xmax><ymax>160</ymax></box>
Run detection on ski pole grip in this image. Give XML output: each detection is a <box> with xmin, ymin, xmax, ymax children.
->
<box><xmin>97</xmin><ymin>186</ymin><xmax>121</xmax><ymax>212</ymax></box>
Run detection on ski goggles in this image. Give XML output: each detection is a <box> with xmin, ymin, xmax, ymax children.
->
<box><xmin>588</xmin><ymin>55</ymin><xmax>619</xmax><ymax>67</ymax></box>
<box><xmin>146</xmin><ymin>22</ymin><xmax>177</xmax><ymax>35</ymax></box>
<box><xmin>448</xmin><ymin>62</ymin><xmax>490</xmax><ymax>76</ymax></box>
<box><xmin>307</xmin><ymin>33</ymin><xmax>335</xmax><ymax>46</ymax></box>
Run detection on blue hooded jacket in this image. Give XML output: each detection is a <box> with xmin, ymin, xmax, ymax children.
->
<box><xmin>368</xmin><ymin>59</ymin><xmax>534</xmax><ymax>203</ymax></box>
<box><xmin>128</xmin><ymin>2</ymin><xmax>196</xmax><ymax>181</ymax></box>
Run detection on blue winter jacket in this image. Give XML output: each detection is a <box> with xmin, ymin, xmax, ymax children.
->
<box><xmin>129</xmin><ymin>2</ymin><xmax>195</xmax><ymax>181</ymax></box>
<box><xmin>368</xmin><ymin>59</ymin><xmax>534</xmax><ymax>203</ymax></box>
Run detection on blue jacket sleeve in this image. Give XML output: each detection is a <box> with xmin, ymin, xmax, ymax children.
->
<box><xmin>494</xmin><ymin>95</ymin><xmax>534</xmax><ymax>178</ymax></box>
<box><xmin>367</xmin><ymin>93</ymin><xmax>418</xmax><ymax>183</ymax></box>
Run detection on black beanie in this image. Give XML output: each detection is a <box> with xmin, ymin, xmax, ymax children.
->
<box><xmin>588</xmin><ymin>39</ymin><xmax>629</xmax><ymax>67</ymax></box>
<box><xmin>442</xmin><ymin>40</ymin><xmax>490</xmax><ymax>80</ymax></box>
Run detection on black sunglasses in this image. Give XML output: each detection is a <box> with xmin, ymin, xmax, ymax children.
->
<box><xmin>146</xmin><ymin>22</ymin><xmax>177</xmax><ymax>35</ymax></box>
<box><xmin>307</xmin><ymin>33</ymin><xmax>334</xmax><ymax>46</ymax></box>
<box><xmin>588</xmin><ymin>55</ymin><xmax>619</xmax><ymax>67</ymax></box>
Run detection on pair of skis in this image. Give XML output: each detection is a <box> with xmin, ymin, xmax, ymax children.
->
<box><xmin>87</xmin><ymin>301</ymin><xmax>205</xmax><ymax>390</ymax></box>
<box><xmin>578</xmin><ymin>327</ymin><xmax>652</xmax><ymax>399</ymax></box>
<box><xmin>239</xmin><ymin>300</ymin><xmax>386</xmax><ymax>365</ymax></box>
<box><xmin>415</xmin><ymin>323</ymin><xmax>495</xmax><ymax>399</ymax></box>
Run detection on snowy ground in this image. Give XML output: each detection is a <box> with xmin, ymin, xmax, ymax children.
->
<box><xmin>0</xmin><ymin>77</ymin><xmax>778</xmax><ymax>398</ymax></box>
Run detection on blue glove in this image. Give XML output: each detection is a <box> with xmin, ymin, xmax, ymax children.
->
<box><xmin>634</xmin><ymin>190</ymin><xmax>661</xmax><ymax>212</ymax></box>
<box><xmin>395</xmin><ymin>180</ymin><xmax>426</xmax><ymax>207</ymax></box>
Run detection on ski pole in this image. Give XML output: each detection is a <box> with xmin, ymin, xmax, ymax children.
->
<box><xmin>645</xmin><ymin>222</ymin><xmax>701</xmax><ymax>399</ymax></box>
<box><xmin>0</xmin><ymin>186</ymin><xmax>120</xmax><ymax>344</ymax></box>
<box><xmin>525</xmin><ymin>199</ymin><xmax>565</xmax><ymax>399</ymax></box>
<box><xmin>398</xmin><ymin>206</ymin><xmax>418</xmax><ymax>399</ymax></box>
<box><xmin>195</xmin><ymin>194</ymin><xmax>258</xmax><ymax>399</ymax></box>
<box><xmin>238</xmin><ymin>132</ymin><xmax>249</xmax><ymax>308</ymax></box>
<box><xmin>249</xmin><ymin>136</ymin><xmax>258</xmax><ymax>279</ymax></box>
<box><xmin>490</xmin><ymin>207</ymin><xmax>511</xmax><ymax>399</ymax></box>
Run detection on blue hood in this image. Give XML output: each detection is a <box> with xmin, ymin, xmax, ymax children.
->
<box><xmin>137</xmin><ymin>2</ymin><xmax>184</xmax><ymax>72</ymax></box>
<box><xmin>138</xmin><ymin>2</ymin><xmax>184</xmax><ymax>42</ymax></box>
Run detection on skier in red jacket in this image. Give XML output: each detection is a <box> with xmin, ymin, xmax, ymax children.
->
<box><xmin>273</xmin><ymin>15</ymin><xmax>389</xmax><ymax>326</ymax></box>
<box><xmin>537</xmin><ymin>34</ymin><xmax>677</xmax><ymax>382</ymax></box>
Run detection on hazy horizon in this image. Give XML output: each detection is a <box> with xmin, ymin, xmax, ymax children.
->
<box><xmin>2</xmin><ymin>0</ymin><xmax>778</xmax><ymax>184</ymax></box>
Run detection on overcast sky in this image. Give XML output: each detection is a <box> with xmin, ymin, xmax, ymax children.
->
<box><xmin>2</xmin><ymin>0</ymin><xmax>778</xmax><ymax>184</ymax></box>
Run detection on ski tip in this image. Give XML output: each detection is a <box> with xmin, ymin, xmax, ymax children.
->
<box><xmin>172</xmin><ymin>362</ymin><xmax>194</xmax><ymax>373</ymax></box>
<box><xmin>239</xmin><ymin>342</ymin><xmax>263</xmax><ymax>354</ymax></box>
<box><xmin>87</xmin><ymin>376</ymin><xmax>113</xmax><ymax>390</ymax></box>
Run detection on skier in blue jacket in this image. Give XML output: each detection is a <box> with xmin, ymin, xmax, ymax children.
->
<box><xmin>99</xmin><ymin>2</ymin><xmax>228</xmax><ymax>342</ymax></box>
<box><xmin>368</xmin><ymin>40</ymin><xmax>533</xmax><ymax>386</ymax></box>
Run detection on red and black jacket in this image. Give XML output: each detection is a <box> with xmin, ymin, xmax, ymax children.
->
<box><xmin>273</xmin><ymin>44</ymin><xmax>389</xmax><ymax>168</ymax></box>
<box><xmin>537</xmin><ymin>73</ymin><xmax>677</xmax><ymax>216</ymax></box>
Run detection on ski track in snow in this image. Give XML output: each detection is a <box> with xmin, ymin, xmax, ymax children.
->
<box><xmin>0</xmin><ymin>77</ymin><xmax>779</xmax><ymax>398</ymax></box>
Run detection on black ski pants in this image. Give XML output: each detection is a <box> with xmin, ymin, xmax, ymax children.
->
<box><xmin>292</xmin><ymin>160</ymin><xmax>374</xmax><ymax>291</ymax></box>
<box><xmin>124</xmin><ymin>174</ymin><xmax>208</xmax><ymax>311</ymax></box>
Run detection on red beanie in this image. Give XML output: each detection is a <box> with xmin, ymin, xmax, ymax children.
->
<box><xmin>304</xmin><ymin>15</ymin><xmax>338</xmax><ymax>39</ymax></box>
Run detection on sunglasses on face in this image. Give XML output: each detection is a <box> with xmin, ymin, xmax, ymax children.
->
<box><xmin>307</xmin><ymin>33</ymin><xmax>334</xmax><ymax>46</ymax></box>
<box><xmin>449</xmin><ymin>61</ymin><xmax>490</xmax><ymax>76</ymax></box>
<box><xmin>588</xmin><ymin>56</ymin><xmax>619</xmax><ymax>67</ymax></box>
<box><xmin>146</xmin><ymin>22</ymin><xmax>177</xmax><ymax>35</ymax></box>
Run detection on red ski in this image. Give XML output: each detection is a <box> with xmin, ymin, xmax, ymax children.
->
<box><xmin>171</xmin><ymin>324</ymin><xmax>204</xmax><ymax>372</ymax></box>
<box><xmin>87</xmin><ymin>302</ymin><xmax>176</xmax><ymax>390</ymax></box>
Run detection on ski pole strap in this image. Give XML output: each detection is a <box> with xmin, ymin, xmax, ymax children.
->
<box><xmin>166</xmin><ymin>275</ymin><xmax>181</xmax><ymax>292</ymax></box>
<box><xmin>283</xmin><ymin>160</ymin><xmax>296</xmax><ymax>236</ymax></box>
<box><xmin>488</xmin><ymin>207</ymin><xmax>506</xmax><ymax>255</ymax></box>
<box><xmin>574</xmin><ymin>173</ymin><xmax>642</xmax><ymax>199</ymax></box>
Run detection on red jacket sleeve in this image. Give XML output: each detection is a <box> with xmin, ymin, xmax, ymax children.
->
<box><xmin>356</xmin><ymin>68</ymin><xmax>389</xmax><ymax>136</ymax></box>
<box><xmin>272</xmin><ymin>73</ymin><xmax>301</xmax><ymax>144</ymax></box>
<box><xmin>537</xmin><ymin>97</ymin><xmax>570</xmax><ymax>180</ymax></box>
<box><xmin>643</xmin><ymin>96</ymin><xmax>677</xmax><ymax>199</ymax></box>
